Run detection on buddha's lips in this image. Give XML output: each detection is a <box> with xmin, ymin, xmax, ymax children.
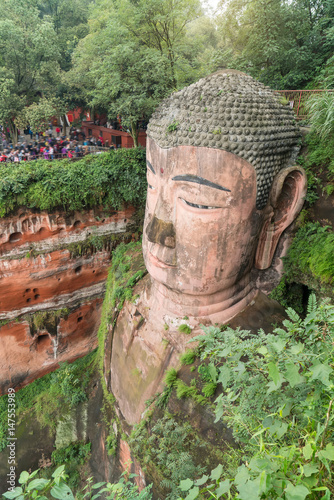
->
<box><xmin>148</xmin><ymin>251</ymin><xmax>176</xmax><ymax>269</ymax></box>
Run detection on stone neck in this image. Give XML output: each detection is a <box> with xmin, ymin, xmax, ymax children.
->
<box><xmin>148</xmin><ymin>273</ymin><xmax>258</xmax><ymax>324</ymax></box>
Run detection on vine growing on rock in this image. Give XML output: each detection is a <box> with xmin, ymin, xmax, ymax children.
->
<box><xmin>0</xmin><ymin>148</ymin><xmax>147</xmax><ymax>217</ymax></box>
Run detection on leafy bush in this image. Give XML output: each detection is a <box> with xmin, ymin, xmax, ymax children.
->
<box><xmin>306</xmin><ymin>92</ymin><xmax>334</xmax><ymax>141</ymax></box>
<box><xmin>1</xmin><ymin>465</ymin><xmax>153</xmax><ymax>499</ymax></box>
<box><xmin>178</xmin><ymin>324</ymin><xmax>192</xmax><ymax>335</ymax></box>
<box><xmin>180</xmin><ymin>350</ymin><xmax>196</xmax><ymax>365</ymax></box>
<box><xmin>0</xmin><ymin>148</ymin><xmax>147</xmax><ymax>217</ymax></box>
<box><xmin>164</xmin><ymin>368</ymin><xmax>178</xmax><ymax>387</ymax></box>
<box><xmin>0</xmin><ymin>351</ymin><xmax>97</xmax><ymax>453</ymax></box>
<box><xmin>130</xmin><ymin>416</ymin><xmax>205</xmax><ymax>500</ymax></box>
<box><xmin>185</xmin><ymin>295</ymin><xmax>334</xmax><ymax>499</ymax></box>
<box><xmin>283</xmin><ymin>222</ymin><xmax>334</xmax><ymax>286</ymax></box>
<box><xmin>52</xmin><ymin>442</ymin><xmax>91</xmax><ymax>466</ymax></box>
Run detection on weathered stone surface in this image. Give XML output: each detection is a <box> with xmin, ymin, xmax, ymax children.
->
<box><xmin>0</xmin><ymin>206</ymin><xmax>135</xmax><ymax>259</ymax></box>
<box><xmin>0</xmin><ymin>298</ymin><xmax>102</xmax><ymax>394</ymax></box>
<box><xmin>108</xmin><ymin>274</ymin><xmax>286</xmax><ymax>425</ymax></box>
<box><xmin>0</xmin><ymin>206</ymin><xmax>139</xmax><ymax>392</ymax></box>
<box><xmin>0</xmin><ymin>250</ymin><xmax>109</xmax><ymax>319</ymax></box>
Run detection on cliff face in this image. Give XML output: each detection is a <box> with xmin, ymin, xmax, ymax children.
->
<box><xmin>0</xmin><ymin>205</ymin><xmax>138</xmax><ymax>394</ymax></box>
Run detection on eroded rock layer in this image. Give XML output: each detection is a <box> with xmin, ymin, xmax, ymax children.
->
<box><xmin>0</xmin><ymin>206</ymin><xmax>138</xmax><ymax>393</ymax></box>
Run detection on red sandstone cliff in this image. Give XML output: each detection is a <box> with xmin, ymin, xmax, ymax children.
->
<box><xmin>0</xmin><ymin>206</ymin><xmax>138</xmax><ymax>394</ymax></box>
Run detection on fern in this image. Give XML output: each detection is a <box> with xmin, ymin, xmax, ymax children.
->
<box><xmin>307</xmin><ymin>293</ymin><xmax>317</xmax><ymax>313</ymax></box>
<box><xmin>286</xmin><ymin>307</ymin><xmax>301</xmax><ymax>323</ymax></box>
<box><xmin>164</xmin><ymin>368</ymin><xmax>178</xmax><ymax>387</ymax></box>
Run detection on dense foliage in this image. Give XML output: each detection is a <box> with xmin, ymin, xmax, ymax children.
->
<box><xmin>0</xmin><ymin>149</ymin><xmax>147</xmax><ymax>216</ymax></box>
<box><xmin>0</xmin><ymin>351</ymin><xmax>96</xmax><ymax>453</ymax></box>
<box><xmin>283</xmin><ymin>222</ymin><xmax>334</xmax><ymax>287</ymax></box>
<box><xmin>0</xmin><ymin>0</ymin><xmax>93</xmax><ymax>142</ymax></box>
<box><xmin>97</xmin><ymin>240</ymin><xmax>146</xmax><ymax>378</ymax></box>
<box><xmin>1</xmin><ymin>466</ymin><xmax>153</xmax><ymax>499</ymax></box>
<box><xmin>176</xmin><ymin>295</ymin><xmax>334</xmax><ymax>499</ymax></box>
<box><xmin>67</xmin><ymin>0</ymin><xmax>217</xmax><ymax>144</ymax></box>
<box><xmin>130</xmin><ymin>416</ymin><xmax>206</xmax><ymax>500</ymax></box>
<box><xmin>213</xmin><ymin>0</ymin><xmax>334</xmax><ymax>89</ymax></box>
<box><xmin>1</xmin><ymin>0</ymin><xmax>334</xmax><ymax>142</ymax></box>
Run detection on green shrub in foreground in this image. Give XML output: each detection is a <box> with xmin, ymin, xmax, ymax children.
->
<box><xmin>183</xmin><ymin>294</ymin><xmax>334</xmax><ymax>499</ymax></box>
<box><xmin>1</xmin><ymin>465</ymin><xmax>153</xmax><ymax>499</ymax></box>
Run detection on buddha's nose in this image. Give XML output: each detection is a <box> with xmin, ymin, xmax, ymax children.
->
<box><xmin>146</xmin><ymin>215</ymin><xmax>176</xmax><ymax>248</ymax></box>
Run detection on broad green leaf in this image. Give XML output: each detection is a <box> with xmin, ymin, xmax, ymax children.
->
<box><xmin>29</xmin><ymin>470</ymin><xmax>39</xmax><ymax>480</ymax></box>
<box><xmin>194</xmin><ymin>474</ymin><xmax>209</xmax><ymax>486</ymax></box>
<box><xmin>303</xmin><ymin>443</ymin><xmax>313</xmax><ymax>460</ymax></box>
<box><xmin>309</xmin><ymin>363</ymin><xmax>332</xmax><ymax>386</ymax></box>
<box><xmin>19</xmin><ymin>471</ymin><xmax>30</xmax><ymax>484</ymax></box>
<box><xmin>319</xmin><ymin>443</ymin><xmax>334</xmax><ymax>460</ymax></box>
<box><xmin>289</xmin><ymin>343</ymin><xmax>304</xmax><ymax>355</ymax></box>
<box><xmin>285</xmin><ymin>483</ymin><xmax>310</xmax><ymax>500</ymax></box>
<box><xmin>215</xmin><ymin>479</ymin><xmax>230</xmax><ymax>496</ymax></box>
<box><xmin>3</xmin><ymin>488</ymin><xmax>23</xmax><ymax>499</ymax></box>
<box><xmin>267</xmin><ymin>374</ymin><xmax>284</xmax><ymax>394</ymax></box>
<box><xmin>92</xmin><ymin>494</ymin><xmax>102</xmax><ymax>500</ymax></box>
<box><xmin>268</xmin><ymin>362</ymin><xmax>280</xmax><ymax>384</ymax></box>
<box><xmin>235</xmin><ymin>465</ymin><xmax>250</xmax><ymax>486</ymax></box>
<box><xmin>52</xmin><ymin>465</ymin><xmax>66</xmax><ymax>478</ymax></box>
<box><xmin>281</xmin><ymin>401</ymin><xmax>293</xmax><ymax>417</ymax></box>
<box><xmin>303</xmin><ymin>463</ymin><xmax>319</xmax><ymax>477</ymax></box>
<box><xmin>271</xmin><ymin>338</ymin><xmax>287</xmax><ymax>352</ymax></box>
<box><xmin>184</xmin><ymin>486</ymin><xmax>199</xmax><ymax>500</ymax></box>
<box><xmin>51</xmin><ymin>484</ymin><xmax>75</xmax><ymax>500</ymax></box>
<box><xmin>269</xmin><ymin>420</ymin><xmax>288</xmax><ymax>438</ymax></box>
<box><xmin>92</xmin><ymin>482</ymin><xmax>106</xmax><ymax>489</ymax></box>
<box><xmin>180</xmin><ymin>478</ymin><xmax>193</xmax><ymax>491</ymax></box>
<box><xmin>218</xmin><ymin>365</ymin><xmax>231</xmax><ymax>389</ymax></box>
<box><xmin>237</xmin><ymin>479</ymin><xmax>261</xmax><ymax>500</ymax></box>
<box><xmin>208</xmin><ymin>363</ymin><xmax>218</xmax><ymax>383</ymax></box>
<box><xmin>27</xmin><ymin>479</ymin><xmax>49</xmax><ymax>491</ymax></box>
<box><xmin>285</xmin><ymin>362</ymin><xmax>305</xmax><ymax>387</ymax></box>
<box><xmin>210</xmin><ymin>464</ymin><xmax>223</xmax><ymax>481</ymax></box>
<box><xmin>258</xmin><ymin>346</ymin><xmax>268</xmax><ymax>355</ymax></box>
<box><xmin>262</xmin><ymin>415</ymin><xmax>273</xmax><ymax>427</ymax></box>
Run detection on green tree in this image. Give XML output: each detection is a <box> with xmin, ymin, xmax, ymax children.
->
<box><xmin>213</xmin><ymin>0</ymin><xmax>334</xmax><ymax>89</ymax></box>
<box><xmin>37</xmin><ymin>0</ymin><xmax>93</xmax><ymax>71</ymax></box>
<box><xmin>0</xmin><ymin>0</ymin><xmax>60</xmax><ymax>142</ymax></box>
<box><xmin>68</xmin><ymin>0</ymin><xmax>216</xmax><ymax>145</ymax></box>
<box><xmin>114</xmin><ymin>0</ymin><xmax>203</xmax><ymax>88</ymax></box>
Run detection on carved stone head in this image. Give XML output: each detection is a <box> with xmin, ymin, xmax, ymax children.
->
<box><xmin>142</xmin><ymin>70</ymin><xmax>307</xmax><ymax>321</ymax></box>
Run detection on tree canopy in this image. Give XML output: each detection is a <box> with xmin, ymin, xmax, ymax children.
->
<box><xmin>212</xmin><ymin>0</ymin><xmax>334</xmax><ymax>89</ymax></box>
<box><xmin>1</xmin><ymin>0</ymin><xmax>334</xmax><ymax>144</ymax></box>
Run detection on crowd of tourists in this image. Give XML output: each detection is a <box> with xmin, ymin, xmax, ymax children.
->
<box><xmin>0</xmin><ymin>126</ymin><xmax>110</xmax><ymax>163</ymax></box>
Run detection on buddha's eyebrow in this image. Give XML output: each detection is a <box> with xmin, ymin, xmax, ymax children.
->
<box><xmin>146</xmin><ymin>161</ymin><xmax>155</xmax><ymax>174</ymax></box>
<box><xmin>172</xmin><ymin>175</ymin><xmax>231</xmax><ymax>192</ymax></box>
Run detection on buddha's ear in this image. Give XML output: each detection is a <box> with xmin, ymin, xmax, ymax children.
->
<box><xmin>255</xmin><ymin>166</ymin><xmax>307</xmax><ymax>270</ymax></box>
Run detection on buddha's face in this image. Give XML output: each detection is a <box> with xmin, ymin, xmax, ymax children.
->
<box><xmin>142</xmin><ymin>138</ymin><xmax>263</xmax><ymax>296</ymax></box>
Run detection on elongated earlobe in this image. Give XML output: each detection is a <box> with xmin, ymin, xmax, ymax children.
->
<box><xmin>255</xmin><ymin>166</ymin><xmax>307</xmax><ymax>270</ymax></box>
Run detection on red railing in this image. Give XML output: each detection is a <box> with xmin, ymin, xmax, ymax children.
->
<box><xmin>275</xmin><ymin>89</ymin><xmax>334</xmax><ymax>120</ymax></box>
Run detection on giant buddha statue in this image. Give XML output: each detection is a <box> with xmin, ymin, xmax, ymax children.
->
<box><xmin>107</xmin><ymin>70</ymin><xmax>307</xmax><ymax>424</ymax></box>
<box><xmin>143</xmin><ymin>69</ymin><xmax>306</xmax><ymax>323</ymax></box>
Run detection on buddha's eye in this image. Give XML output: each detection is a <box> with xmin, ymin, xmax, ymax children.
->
<box><xmin>148</xmin><ymin>184</ymin><xmax>156</xmax><ymax>190</ymax></box>
<box><xmin>180</xmin><ymin>198</ymin><xmax>218</xmax><ymax>210</ymax></box>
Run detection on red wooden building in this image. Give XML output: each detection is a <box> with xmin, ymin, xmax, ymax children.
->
<box><xmin>80</xmin><ymin>122</ymin><xmax>146</xmax><ymax>148</ymax></box>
